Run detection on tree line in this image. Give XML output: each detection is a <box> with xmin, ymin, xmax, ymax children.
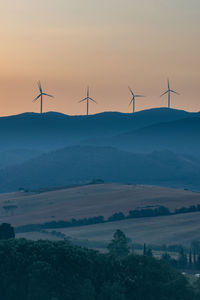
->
<box><xmin>15</xmin><ymin>204</ymin><xmax>200</xmax><ymax>234</ymax></box>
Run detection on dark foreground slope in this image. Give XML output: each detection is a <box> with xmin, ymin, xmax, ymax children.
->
<box><xmin>0</xmin><ymin>239</ymin><xmax>195</xmax><ymax>300</ymax></box>
<box><xmin>0</xmin><ymin>146</ymin><xmax>199</xmax><ymax>192</ymax></box>
<box><xmin>0</xmin><ymin>108</ymin><xmax>198</xmax><ymax>151</ymax></box>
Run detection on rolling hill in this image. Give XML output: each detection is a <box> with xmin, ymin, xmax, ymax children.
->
<box><xmin>52</xmin><ymin>211</ymin><xmax>200</xmax><ymax>247</ymax></box>
<box><xmin>0</xmin><ymin>146</ymin><xmax>199</xmax><ymax>192</ymax></box>
<box><xmin>1</xmin><ymin>183</ymin><xmax>200</xmax><ymax>227</ymax></box>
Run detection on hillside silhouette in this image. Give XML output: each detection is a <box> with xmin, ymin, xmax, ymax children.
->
<box><xmin>0</xmin><ymin>146</ymin><xmax>199</xmax><ymax>192</ymax></box>
<box><xmin>110</xmin><ymin>116</ymin><xmax>200</xmax><ymax>155</ymax></box>
<box><xmin>0</xmin><ymin>108</ymin><xmax>198</xmax><ymax>151</ymax></box>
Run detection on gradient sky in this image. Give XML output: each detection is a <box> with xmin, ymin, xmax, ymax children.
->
<box><xmin>0</xmin><ymin>0</ymin><xmax>199</xmax><ymax>116</ymax></box>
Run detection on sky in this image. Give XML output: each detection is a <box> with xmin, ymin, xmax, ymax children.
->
<box><xmin>0</xmin><ymin>0</ymin><xmax>199</xmax><ymax>116</ymax></box>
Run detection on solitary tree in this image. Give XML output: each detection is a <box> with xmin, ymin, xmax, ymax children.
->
<box><xmin>107</xmin><ymin>229</ymin><xmax>130</xmax><ymax>258</ymax></box>
<box><xmin>0</xmin><ymin>223</ymin><xmax>15</xmax><ymax>240</ymax></box>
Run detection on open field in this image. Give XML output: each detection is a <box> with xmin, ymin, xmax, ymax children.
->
<box><xmin>16</xmin><ymin>211</ymin><xmax>200</xmax><ymax>247</ymax></box>
<box><xmin>57</xmin><ymin>211</ymin><xmax>200</xmax><ymax>246</ymax></box>
<box><xmin>1</xmin><ymin>184</ymin><xmax>200</xmax><ymax>226</ymax></box>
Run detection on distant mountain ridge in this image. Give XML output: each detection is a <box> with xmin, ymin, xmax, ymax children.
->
<box><xmin>0</xmin><ymin>108</ymin><xmax>199</xmax><ymax>193</ymax></box>
<box><xmin>110</xmin><ymin>116</ymin><xmax>200</xmax><ymax>155</ymax></box>
<box><xmin>0</xmin><ymin>145</ymin><xmax>199</xmax><ymax>193</ymax></box>
<box><xmin>0</xmin><ymin>108</ymin><xmax>198</xmax><ymax>151</ymax></box>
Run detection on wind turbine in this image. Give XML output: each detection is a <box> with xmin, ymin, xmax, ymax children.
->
<box><xmin>160</xmin><ymin>79</ymin><xmax>180</xmax><ymax>108</ymax></box>
<box><xmin>128</xmin><ymin>87</ymin><xmax>145</xmax><ymax>113</ymax></box>
<box><xmin>33</xmin><ymin>81</ymin><xmax>54</xmax><ymax>114</ymax></box>
<box><xmin>79</xmin><ymin>87</ymin><xmax>97</xmax><ymax>115</ymax></box>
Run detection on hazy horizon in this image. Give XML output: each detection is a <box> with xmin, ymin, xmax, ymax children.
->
<box><xmin>0</xmin><ymin>106</ymin><xmax>199</xmax><ymax>119</ymax></box>
<box><xmin>0</xmin><ymin>0</ymin><xmax>199</xmax><ymax>116</ymax></box>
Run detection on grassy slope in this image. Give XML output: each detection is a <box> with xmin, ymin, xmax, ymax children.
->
<box><xmin>57</xmin><ymin>211</ymin><xmax>200</xmax><ymax>246</ymax></box>
<box><xmin>1</xmin><ymin>183</ymin><xmax>200</xmax><ymax>227</ymax></box>
<box><xmin>16</xmin><ymin>211</ymin><xmax>200</xmax><ymax>247</ymax></box>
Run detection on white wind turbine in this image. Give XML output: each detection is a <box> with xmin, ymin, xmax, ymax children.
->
<box><xmin>79</xmin><ymin>87</ymin><xmax>97</xmax><ymax>115</ymax></box>
<box><xmin>160</xmin><ymin>79</ymin><xmax>180</xmax><ymax>108</ymax></box>
<box><xmin>128</xmin><ymin>87</ymin><xmax>145</xmax><ymax>113</ymax></box>
<box><xmin>33</xmin><ymin>81</ymin><xmax>54</xmax><ymax>114</ymax></box>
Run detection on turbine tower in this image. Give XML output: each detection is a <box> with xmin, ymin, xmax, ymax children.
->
<box><xmin>160</xmin><ymin>79</ymin><xmax>180</xmax><ymax>108</ymax></box>
<box><xmin>33</xmin><ymin>81</ymin><xmax>54</xmax><ymax>114</ymax></box>
<box><xmin>128</xmin><ymin>87</ymin><xmax>145</xmax><ymax>113</ymax></box>
<box><xmin>79</xmin><ymin>87</ymin><xmax>97</xmax><ymax>115</ymax></box>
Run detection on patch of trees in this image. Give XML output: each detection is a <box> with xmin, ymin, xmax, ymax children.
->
<box><xmin>162</xmin><ymin>241</ymin><xmax>200</xmax><ymax>271</ymax></box>
<box><xmin>128</xmin><ymin>205</ymin><xmax>171</xmax><ymax>218</ymax></box>
<box><xmin>0</xmin><ymin>238</ymin><xmax>196</xmax><ymax>300</ymax></box>
<box><xmin>109</xmin><ymin>204</ymin><xmax>200</xmax><ymax>221</ymax></box>
<box><xmin>174</xmin><ymin>205</ymin><xmax>200</xmax><ymax>214</ymax></box>
<box><xmin>107</xmin><ymin>206</ymin><xmax>171</xmax><ymax>222</ymax></box>
<box><xmin>15</xmin><ymin>216</ymin><xmax>105</xmax><ymax>233</ymax></box>
<box><xmin>107</xmin><ymin>230</ymin><xmax>200</xmax><ymax>275</ymax></box>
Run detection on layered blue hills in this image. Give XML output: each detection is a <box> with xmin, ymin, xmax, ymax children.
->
<box><xmin>0</xmin><ymin>108</ymin><xmax>199</xmax><ymax>152</ymax></box>
<box><xmin>0</xmin><ymin>107</ymin><xmax>199</xmax><ymax>192</ymax></box>
<box><xmin>0</xmin><ymin>146</ymin><xmax>199</xmax><ymax>193</ymax></box>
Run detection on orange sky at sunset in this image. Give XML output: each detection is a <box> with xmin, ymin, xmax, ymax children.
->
<box><xmin>0</xmin><ymin>0</ymin><xmax>199</xmax><ymax>116</ymax></box>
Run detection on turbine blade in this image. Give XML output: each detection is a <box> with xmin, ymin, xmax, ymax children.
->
<box><xmin>79</xmin><ymin>98</ymin><xmax>87</xmax><ymax>103</ymax></box>
<box><xmin>170</xmin><ymin>90</ymin><xmax>180</xmax><ymax>95</ymax></box>
<box><xmin>43</xmin><ymin>93</ymin><xmax>54</xmax><ymax>98</ymax></box>
<box><xmin>135</xmin><ymin>95</ymin><xmax>145</xmax><ymax>98</ymax></box>
<box><xmin>128</xmin><ymin>86</ymin><xmax>134</xmax><ymax>96</ymax></box>
<box><xmin>88</xmin><ymin>97</ymin><xmax>97</xmax><ymax>104</ymax></box>
<box><xmin>168</xmin><ymin>79</ymin><xmax>170</xmax><ymax>90</ymax></box>
<box><xmin>38</xmin><ymin>81</ymin><xmax>42</xmax><ymax>93</ymax></box>
<box><xmin>129</xmin><ymin>99</ymin><xmax>133</xmax><ymax>106</ymax></box>
<box><xmin>32</xmin><ymin>94</ymin><xmax>41</xmax><ymax>102</ymax></box>
<box><xmin>160</xmin><ymin>90</ymin><xmax>168</xmax><ymax>97</ymax></box>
